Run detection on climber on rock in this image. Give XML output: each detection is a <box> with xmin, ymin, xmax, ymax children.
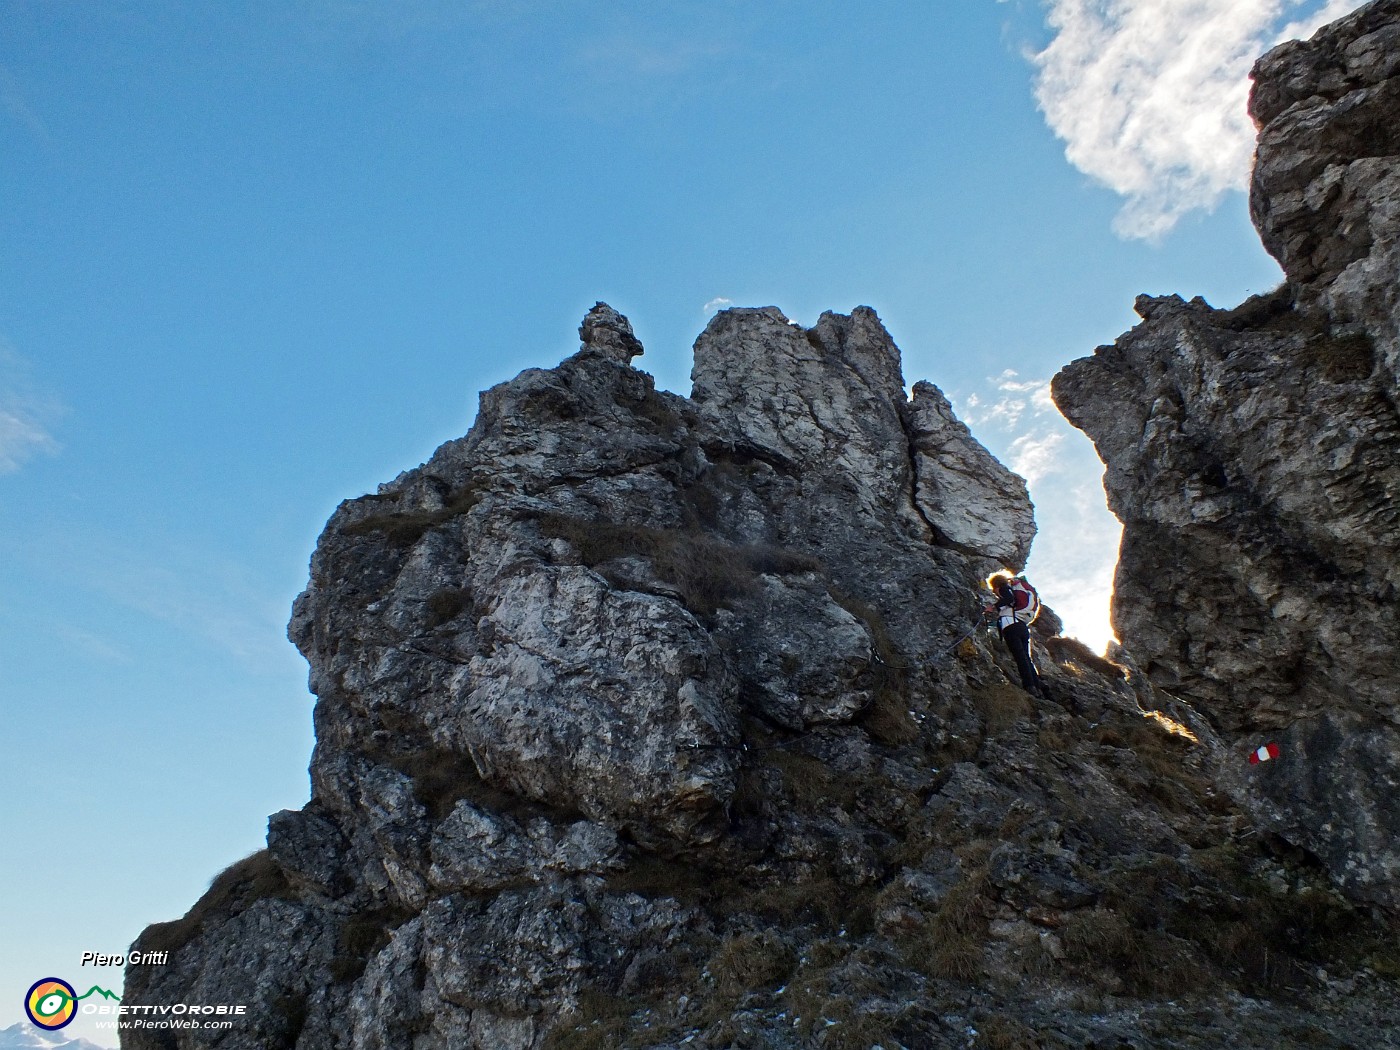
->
<box><xmin>985</xmin><ymin>571</ymin><xmax>1045</xmax><ymax>699</ymax></box>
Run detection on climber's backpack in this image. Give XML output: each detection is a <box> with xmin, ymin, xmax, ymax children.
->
<box><xmin>1007</xmin><ymin>578</ymin><xmax>1040</xmax><ymax>624</ymax></box>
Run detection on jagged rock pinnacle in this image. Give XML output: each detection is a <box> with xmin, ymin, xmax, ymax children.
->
<box><xmin>579</xmin><ymin>300</ymin><xmax>644</xmax><ymax>363</ymax></box>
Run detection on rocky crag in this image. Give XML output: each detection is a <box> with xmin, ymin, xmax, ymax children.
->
<box><xmin>124</xmin><ymin>3</ymin><xmax>1399</xmax><ymax>1048</ymax></box>
<box><xmin>1054</xmin><ymin>0</ymin><xmax>1400</xmax><ymax>915</ymax></box>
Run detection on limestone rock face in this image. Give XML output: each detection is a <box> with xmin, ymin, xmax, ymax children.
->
<box><xmin>1250</xmin><ymin>0</ymin><xmax>1400</xmax><ymax>372</ymax></box>
<box><xmin>1054</xmin><ymin>0</ymin><xmax>1400</xmax><ymax>908</ymax></box>
<box><xmin>906</xmin><ymin>379</ymin><xmax>1036</xmax><ymax>567</ymax></box>
<box><xmin>276</xmin><ymin>302</ymin><xmax>1031</xmax><ymax>864</ymax></box>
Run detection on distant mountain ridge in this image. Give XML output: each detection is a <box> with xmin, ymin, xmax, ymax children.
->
<box><xmin>0</xmin><ymin>1022</ymin><xmax>111</xmax><ymax>1050</ymax></box>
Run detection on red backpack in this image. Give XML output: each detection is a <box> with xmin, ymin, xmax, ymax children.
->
<box><xmin>1007</xmin><ymin>578</ymin><xmax>1040</xmax><ymax>624</ymax></box>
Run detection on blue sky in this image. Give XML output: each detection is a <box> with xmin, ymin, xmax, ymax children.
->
<box><xmin>1</xmin><ymin>1</ymin><xmax>1354</xmax><ymax>1043</ymax></box>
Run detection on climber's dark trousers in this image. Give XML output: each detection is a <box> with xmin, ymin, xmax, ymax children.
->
<box><xmin>1000</xmin><ymin>621</ymin><xmax>1042</xmax><ymax>695</ymax></box>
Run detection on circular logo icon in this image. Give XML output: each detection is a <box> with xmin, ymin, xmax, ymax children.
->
<box><xmin>25</xmin><ymin>978</ymin><xmax>77</xmax><ymax>1030</ymax></box>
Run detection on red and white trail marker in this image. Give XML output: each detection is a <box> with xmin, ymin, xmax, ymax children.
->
<box><xmin>1249</xmin><ymin>742</ymin><xmax>1281</xmax><ymax>764</ymax></box>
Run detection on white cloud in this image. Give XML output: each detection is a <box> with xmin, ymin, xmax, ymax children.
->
<box><xmin>1278</xmin><ymin>0</ymin><xmax>1367</xmax><ymax>39</ymax></box>
<box><xmin>1009</xmin><ymin>430</ymin><xmax>1066</xmax><ymax>486</ymax></box>
<box><xmin>958</xmin><ymin>369</ymin><xmax>1055</xmax><ymax>430</ymax></box>
<box><xmin>0</xmin><ymin>406</ymin><xmax>60</xmax><ymax>473</ymax></box>
<box><xmin>107</xmin><ymin>553</ymin><xmax>294</xmax><ymax>668</ymax></box>
<box><xmin>0</xmin><ymin>64</ymin><xmax>53</xmax><ymax>144</ymax></box>
<box><xmin>704</xmin><ymin>297</ymin><xmax>734</xmax><ymax>313</ymax></box>
<box><xmin>54</xmin><ymin>623</ymin><xmax>132</xmax><ymax>665</ymax></box>
<box><xmin>14</xmin><ymin>525</ymin><xmax>298</xmax><ymax>671</ymax></box>
<box><xmin>1025</xmin><ymin>479</ymin><xmax>1122</xmax><ymax>653</ymax></box>
<box><xmin>0</xmin><ymin>345</ymin><xmax>62</xmax><ymax>474</ymax></box>
<box><xmin>577</xmin><ymin>30</ymin><xmax>731</xmax><ymax>79</ymax></box>
<box><xmin>1031</xmin><ymin>0</ymin><xmax>1366</xmax><ymax>240</ymax></box>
